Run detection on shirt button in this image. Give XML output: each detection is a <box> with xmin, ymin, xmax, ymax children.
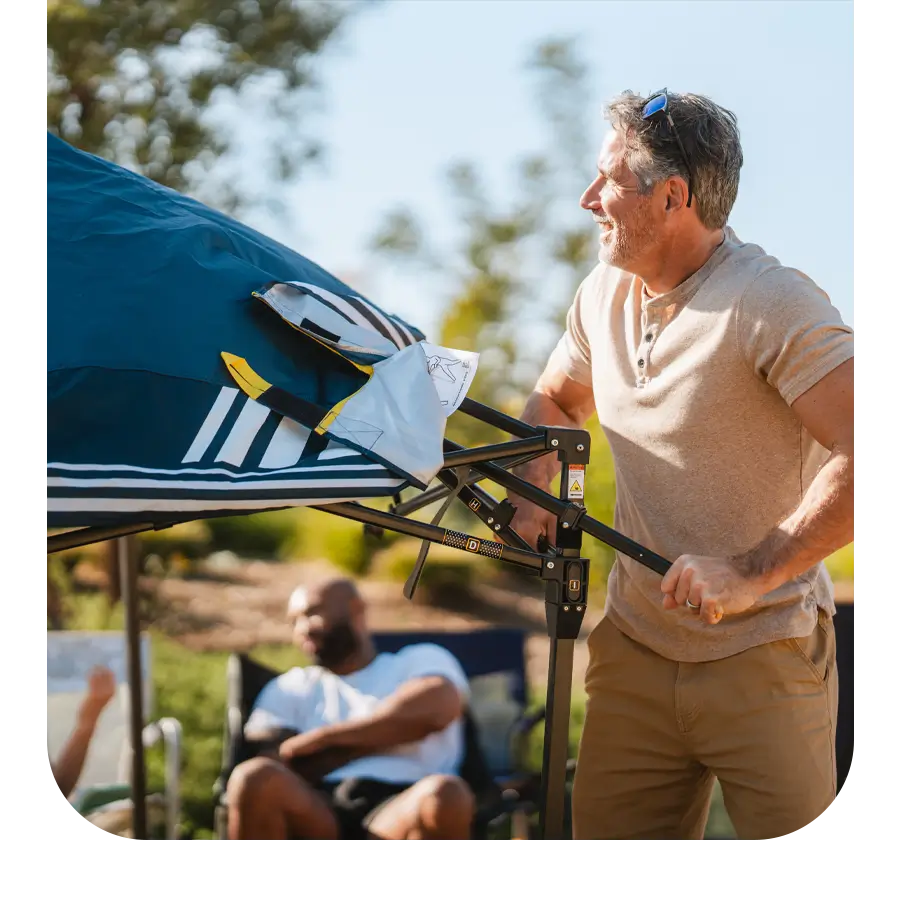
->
<box><xmin>637</xmin><ymin>358</ymin><xmax>645</xmax><ymax>368</ymax></box>
<box><xmin>645</xmin><ymin>333</ymin><xmax>653</xmax><ymax>342</ymax></box>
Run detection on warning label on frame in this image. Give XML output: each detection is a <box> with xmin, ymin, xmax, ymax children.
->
<box><xmin>567</xmin><ymin>465</ymin><xmax>585</xmax><ymax>500</ymax></box>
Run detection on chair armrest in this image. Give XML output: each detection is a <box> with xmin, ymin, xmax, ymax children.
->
<box><xmin>143</xmin><ymin>718</ymin><xmax>182</xmax><ymax>839</ymax></box>
<box><xmin>214</xmin><ymin>655</ymin><xmax>245</xmax><ymax>802</ymax></box>
<box><xmin>72</xmin><ymin>784</ymin><xmax>133</xmax><ymax>817</ymax></box>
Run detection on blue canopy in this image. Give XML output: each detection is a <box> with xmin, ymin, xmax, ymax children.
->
<box><xmin>48</xmin><ymin>133</ymin><xmax>429</xmax><ymax>528</ymax></box>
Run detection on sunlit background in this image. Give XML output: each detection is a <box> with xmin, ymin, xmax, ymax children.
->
<box><xmin>47</xmin><ymin>0</ymin><xmax>853</xmax><ymax>839</ymax></box>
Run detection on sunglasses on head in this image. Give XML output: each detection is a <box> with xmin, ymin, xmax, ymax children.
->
<box><xmin>642</xmin><ymin>89</ymin><xmax>694</xmax><ymax>208</ymax></box>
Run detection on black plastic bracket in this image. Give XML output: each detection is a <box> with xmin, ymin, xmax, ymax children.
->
<box><xmin>541</xmin><ymin>555</ymin><xmax>590</xmax><ymax>639</ymax></box>
<box><xmin>542</xmin><ymin>426</ymin><xmax>591</xmax><ymax>466</ymax></box>
<box><xmin>480</xmin><ymin>497</ymin><xmax>516</xmax><ymax>533</ymax></box>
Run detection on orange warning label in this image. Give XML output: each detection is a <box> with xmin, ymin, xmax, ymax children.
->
<box><xmin>567</xmin><ymin>465</ymin><xmax>585</xmax><ymax>499</ymax></box>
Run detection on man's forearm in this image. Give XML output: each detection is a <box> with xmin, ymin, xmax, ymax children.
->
<box><xmin>323</xmin><ymin>707</ymin><xmax>440</xmax><ymax>755</ymax></box>
<box><xmin>731</xmin><ymin>446</ymin><xmax>853</xmax><ymax>591</ymax></box>
<box><xmin>52</xmin><ymin>719</ymin><xmax>99</xmax><ymax>799</ymax></box>
<box><xmin>284</xmin><ymin>712</ymin><xmax>444</xmax><ymax>783</ymax></box>
<box><xmin>511</xmin><ymin>390</ymin><xmax>581</xmax><ymax>492</ymax></box>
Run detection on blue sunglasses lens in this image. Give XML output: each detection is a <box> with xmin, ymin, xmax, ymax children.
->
<box><xmin>642</xmin><ymin>94</ymin><xmax>667</xmax><ymax>118</ymax></box>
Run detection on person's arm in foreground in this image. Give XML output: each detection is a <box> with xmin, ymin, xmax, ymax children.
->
<box><xmin>662</xmin><ymin>358</ymin><xmax>854</xmax><ymax>624</ymax></box>
<box><xmin>51</xmin><ymin>666</ymin><xmax>116</xmax><ymax>799</ymax></box>
<box><xmin>508</xmin><ymin>357</ymin><xmax>597</xmax><ymax>549</ymax></box>
<box><xmin>278</xmin><ymin>676</ymin><xmax>464</xmax><ymax>782</ymax></box>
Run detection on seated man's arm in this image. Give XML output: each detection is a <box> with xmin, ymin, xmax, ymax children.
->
<box><xmin>279</xmin><ymin>675</ymin><xmax>464</xmax><ymax>780</ymax></box>
<box><xmin>52</xmin><ymin>667</ymin><xmax>116</xmax><ymax>799</ymax></box>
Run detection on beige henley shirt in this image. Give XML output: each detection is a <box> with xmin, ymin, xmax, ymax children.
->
<box><xmin>552</xmin><ymin>226</ymin><xmax>854</xmax><ymax>662</ymax></box>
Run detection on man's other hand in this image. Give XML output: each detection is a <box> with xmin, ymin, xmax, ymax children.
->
<box><xmin>660</xmin><ymin>555</ymin><xmax>763</xmax><ymax>625</ymax></box>
<box><xmin>509</xmin><ymin>496</ymin><xmax>557</xmax><ymax>550</ymax></box>
<box><xmin>78</xmin><ymin>665</ymin><xmax>116</xmax><ymax>724</ymax></box>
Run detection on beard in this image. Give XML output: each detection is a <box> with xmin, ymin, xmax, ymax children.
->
<box><xmin>312</xmin><ymin>621</ymin><xmax>362</xmax><ymax>670</ymax></box>
<box><xmin>597</xmin><ymin>199</ymin><xmax>659</xmax><ymax>271</ymax></box>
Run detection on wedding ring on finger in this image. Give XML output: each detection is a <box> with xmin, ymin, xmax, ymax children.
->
<box><xmin>686</xmin><ymin>598</ymin><xmax>701</xmax><ymax>610</ymax></box>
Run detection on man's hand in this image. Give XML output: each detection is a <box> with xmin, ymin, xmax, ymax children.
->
<box><xmin>509</xmin><ymin>495</ymin><xmax>557</xmax><ymax>550</ymax></box>
<box><xmin>660</xmin><ymin>555</ymin><xmax>764</xmax><ymax>625</ymax></box>
<box><xmin>77</xmin><ymin>666</ymin><xmax>116</xmax><ymax>726</ymax></box>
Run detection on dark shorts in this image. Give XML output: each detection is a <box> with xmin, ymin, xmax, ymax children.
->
<box><xmin>317</xmin><ymin>777</ymin><xmax>414</xmax><ymax>839</ymax></box>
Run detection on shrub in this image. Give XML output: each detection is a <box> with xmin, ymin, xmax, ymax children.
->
<box><xmin>204</xmin><ymin>509</ymin><xmax>299</xmax><ymax>559</ymax></box>
<box><xmin>284</xmin><ymin>507</ymin><xmax>385</xmax><ymax>575</ymax></box>
<box><xmin>368</xmin><ymin>538</ymin><xmax>490</xmax><ymax>594</ymax></box>
<box><xmin>140</xmin><ymin>521</ymin><xmax>212</xmax><ymax>561</ymax></box>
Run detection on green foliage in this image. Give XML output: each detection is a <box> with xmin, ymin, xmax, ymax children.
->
<box><xmin>140</xmin><ymin>520</ymin><xmax>212</xmax><ymax>561</ymax></box>
<box><xmin>368</xmin><ymin>538</ymin><xmax>489</xmax><ymax>594</ymax></box>
<box><xmin>284</xmin><ymin>507</ymin><xmax>378</xmax><ymax>575</ymax></box>
<box><xmin>145</xmin><ymin>636</ymin><xmax>229</xmax><ymax>836</ymax></box>
<box><xmin>825</xmin><ymin>543</ymin><xmax>854</xmax><ymax>582</ymax></box>
<box><xmin>47</xmin><ymin>0</ymin><xmax>369</xmax><ymax>213</ymax></box>
<box><xmin>204</xmin><ymin>509</ymin><xmax>298</xmax><ymax>558</ymax></box>
<box><xmin>64</xmin><ymin>590</ymin><xmax>126</xmax><ymax>632</ymax></box>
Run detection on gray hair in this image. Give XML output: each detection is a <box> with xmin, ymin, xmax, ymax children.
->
<box><xmin>604</xmin><ymin>90</ymin><xmax>743</xmax><ymax>230</ymax></box>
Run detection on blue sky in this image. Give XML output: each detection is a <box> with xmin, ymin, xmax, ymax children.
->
<box><xmin>239</xmin><ymin>0</ymin><xmax>853</xmax><ymax>341</ymax></box>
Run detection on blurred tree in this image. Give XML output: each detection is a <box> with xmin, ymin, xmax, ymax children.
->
<box><xmin>47</xmin><ymin>0</ymin><xmax>374</xmax><ymax>214</ymax></box>
<box><xmin>369</xmin><ymin>37</ymin><xmax>597</xmax><ymax>441</ymax></box>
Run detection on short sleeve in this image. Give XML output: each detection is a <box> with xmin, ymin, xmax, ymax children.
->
<box><xmin>736</xmin><ymin>266</ymin><xmax>854</xmax><ymax>406</ymax></box>
<box><xmin>549</xmin><ymin>273</ymin><xmax>595</xmax><ymax>387</ymax></box>
<box><xmin>244</xmin><ymin>672</ymin><xmax>303</xmax><ymax>736</ymax></box>
<box><xmin>398</xmin><ymin>644</ymin><xmax>470</xmax><ymax>703</ymax></box>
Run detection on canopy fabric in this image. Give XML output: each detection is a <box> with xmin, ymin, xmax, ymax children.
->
<box><xmin>47</xmin><ymin>133</ymin><xmax>451</xmax><ymax>528</ymax></box>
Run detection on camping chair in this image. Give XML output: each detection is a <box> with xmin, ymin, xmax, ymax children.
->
<box><xmin>213</xmin><ymin>627</ymin><xmax>570</xmax><ymax>839</ymax></box>
<box><xmin>47</xmin><ymin>631</ymin><xmax>183</xmax><ymax>839</ymax></box>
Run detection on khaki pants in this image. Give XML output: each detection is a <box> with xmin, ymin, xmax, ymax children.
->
<box><xmin>572</xmin><ymin>610</ymin><xmax>838</xmax><ymax>840</ymax></box>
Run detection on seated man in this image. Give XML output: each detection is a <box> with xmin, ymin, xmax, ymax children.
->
<box><xmin>227</xmin><ymin>575</ymin><xmax>475</xmax><ymax>839</ymax></box>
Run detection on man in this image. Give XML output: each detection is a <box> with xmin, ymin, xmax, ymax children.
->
<box><xmin>51</xmin><ymin>665</ymin><xmax>117</xmax><ymax>799</ymax></box>
<box><xmin>226</xmin><ymin>575</ymin><xmax>475</xmax><ymax>839</ymax></box>
<box><xmin>509</xmin><ymin>90</ymin><xmax>853</xmax><ymax>840</ymax></box>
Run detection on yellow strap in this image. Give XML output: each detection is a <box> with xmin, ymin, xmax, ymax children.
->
<box><xmin>220</xmin><ymin>352</ymin><xmax>272</xmax><ymax>400</ymax></box>
<box><xmin>221</xmin><ymin>348</ymin><xmax>375</xmax><ymax>437</ymax></box>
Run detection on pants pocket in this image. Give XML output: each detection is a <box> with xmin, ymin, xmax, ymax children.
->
<box><xmin>787</xmin><ymin>611</ymin><xmax>834</xmax><ymax>688</ymax></box>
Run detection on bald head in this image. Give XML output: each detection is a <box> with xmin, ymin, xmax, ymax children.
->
<box><xmin>289</xmin><ymin>576</ymin><xmax>362</xmax><ymax>619</ymax></box>
<box><xmin>287</xmin><ymin>576</ymin><xmax>370</xmax><ymax>673</ymax></box>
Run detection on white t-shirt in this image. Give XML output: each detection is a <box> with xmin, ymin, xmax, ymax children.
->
<box><xmin>245</xmin><ymin>643</ymin><xmax>470</xmax><ymax>785</ymax></box>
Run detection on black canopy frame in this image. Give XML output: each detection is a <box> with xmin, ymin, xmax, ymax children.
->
<box><xmin>47</xmin><ymin>397</ymin><xmax>672</xmax><ymax>840</ymax></box>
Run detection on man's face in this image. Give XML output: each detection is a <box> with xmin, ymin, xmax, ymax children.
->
<box><xmin>580</xmin><ymin>129</ymin><xmax>664</xmax><ymax>271</ymax></box>
<box><xmin>288</xmin><ymin>586</ymin><xmax>361</xmax><ymax>671</ymax></box>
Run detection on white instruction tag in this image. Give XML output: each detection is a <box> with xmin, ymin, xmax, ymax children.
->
<box><xmin>567</xmin><ymin>465</ymin><xmax>585</xmax><ymax>500</ymax></box>
<box><xmin>419</xmin><ymin>341</ymin><xmax>480</xmax><ymax>417</ymax></box>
